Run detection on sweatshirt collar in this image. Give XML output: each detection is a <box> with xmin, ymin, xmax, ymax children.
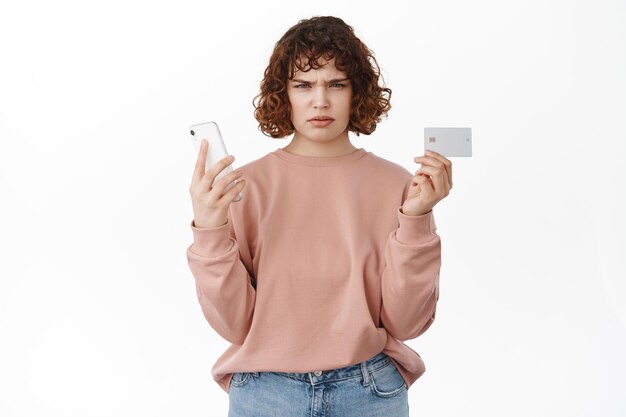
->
<box><xmin>271</xmin><ymin>147</ymin><xmax>368</xmax><ymax>167</ymax></box>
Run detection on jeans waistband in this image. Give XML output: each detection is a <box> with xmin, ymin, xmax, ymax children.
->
<box><xmin>271</xmin><ymin>351</ymin><xmax>390</xmax><ymax>385</ymax></box>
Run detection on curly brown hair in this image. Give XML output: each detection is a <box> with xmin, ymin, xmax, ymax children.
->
<box><xmin>252</xmin><ymin>16</ymin><xmax>392</xmax><ymax>138</ymax></box>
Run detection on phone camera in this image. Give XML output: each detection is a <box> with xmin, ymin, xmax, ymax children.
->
<box><xmin>190</xmin><ymin>130</ymin><xmax>195</xmax><ymax>135</ymax></box>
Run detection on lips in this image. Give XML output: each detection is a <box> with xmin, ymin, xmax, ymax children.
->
<box><xmin>309</xmin><ymin>116</ymin><xmax>334</xmax><ymax>121</ymax></box>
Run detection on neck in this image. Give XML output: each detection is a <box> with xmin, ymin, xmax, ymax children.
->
<box><xmin>283</xmin><ymin>129</ymin><xmax>357</xmax><ymax>157</ymax></box>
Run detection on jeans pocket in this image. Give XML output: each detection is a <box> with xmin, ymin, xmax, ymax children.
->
<box><xmin>230</xmin><ymin>372</ymin><xmax>253</xmax><ymax>388</ymax></box>
<box><xmin>369</xmin><ymin>361</ymin><xmax>407</xmax><ymax>398</ymax></box>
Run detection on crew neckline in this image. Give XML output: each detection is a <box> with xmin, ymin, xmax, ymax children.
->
<box><xmin>271</xmin><ymin>147</ymin><xmax>369</xmax><ymax>167</ymax></box>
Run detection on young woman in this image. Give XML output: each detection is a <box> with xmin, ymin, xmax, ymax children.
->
<box><xmin>187</xmin><ymin>15</ymin><xmax>452</xmax><ymax>417</ymax></box>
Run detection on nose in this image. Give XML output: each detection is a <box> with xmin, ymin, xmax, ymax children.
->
<box><xmin>313</xmin><ymin>87</ymin><xmax>329</xmax><ymax>109</ymax></box>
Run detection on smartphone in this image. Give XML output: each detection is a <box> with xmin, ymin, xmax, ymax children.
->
<box><xmin>424</xmin><ymin>127</ymin><xmax>472</xmax><ymax>157</ymax></box>
<box><xmin>190</xmin><ymin>121</ymin><xmax>242</xmax><ymax>202</ymax></box>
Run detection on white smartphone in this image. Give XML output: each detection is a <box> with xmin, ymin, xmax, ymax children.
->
<box><xmin>190</xmin><ymin>121</ymin><xmax>242</xmax><ymax>202</ymax></box>
<box><xmin>424</xmin><ymin>127</ymin><xmax>472</xmax><ymax>157</ymax></box>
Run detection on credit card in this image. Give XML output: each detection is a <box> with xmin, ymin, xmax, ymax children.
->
<box><xmin>424</xmin><ymin>127</ymin><xmax>472</xmax><ymax>157</ymax></box>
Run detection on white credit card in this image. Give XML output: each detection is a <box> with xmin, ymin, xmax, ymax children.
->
<box><xmin>424</xmin><ymin>127</ymin><xmax>472</xmax><ymax>157</ymax></box>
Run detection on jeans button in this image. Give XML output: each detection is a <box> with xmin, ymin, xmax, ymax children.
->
<box><xmin>313</xmin><ymin>370</ymin><xmax>322</xmax><ymax>376</ymax></box>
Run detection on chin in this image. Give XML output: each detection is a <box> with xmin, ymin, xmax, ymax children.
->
<box><xmin>308</xmin><ymin>131</ymin><xmax>344</xmax><ymax>141</ymax></box>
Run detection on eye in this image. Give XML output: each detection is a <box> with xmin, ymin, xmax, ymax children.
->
<box><xmin>294</xmin><ymin>83</ymin><xmax>346</xmax><ymax>89</ymax></box>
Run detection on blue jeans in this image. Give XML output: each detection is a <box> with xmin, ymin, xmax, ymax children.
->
<box><xmin>228</xmin><ymin>351</ymin><xmax>410</xmax><ymax>417</ymax></box>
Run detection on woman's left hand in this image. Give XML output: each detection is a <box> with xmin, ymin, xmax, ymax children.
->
<box><xmin>401</xmin><ymin>150</ymin><xmax>453</xmax><ymax>216</ymax></box>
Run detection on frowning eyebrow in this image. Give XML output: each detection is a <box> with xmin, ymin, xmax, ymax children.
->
<box><xmin>290</xmin><ymin>78</ymin><xmax>350</xmax><ymax>83</ymax></box>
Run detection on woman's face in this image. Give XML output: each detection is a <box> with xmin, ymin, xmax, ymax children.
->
<box><xmin>286</xmin><ymin>57</ymin><xmax>353</xmax><ymax>145</ymax></box>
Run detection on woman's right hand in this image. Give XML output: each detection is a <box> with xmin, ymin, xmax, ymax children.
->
<box><xmin>189</xmin><ymin>139</ymin><xmax>246</xmax><ymax>228</ymax></box>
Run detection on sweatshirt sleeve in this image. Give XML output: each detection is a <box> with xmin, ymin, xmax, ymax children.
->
<box><xmin>379</xmin><ymin>176</ymin><xmax>442</xmax><ymax>342</ymax></box>
<box><xmin>186</xmin><ymin>210</ymin><xmax>256</xmax><ymax>345</ymax></box>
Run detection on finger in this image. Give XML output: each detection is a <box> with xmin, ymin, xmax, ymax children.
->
<box><xmin>415</xmin><ymin>155</ymin><xmax>452</xmax><ymax>190</ymax></box>
<box><xmin>218</xmin><ymin>177</ymin><xmax>246</xmax><ymax>205</ymax></box>
<box><xmin>424</xmin><ymin>150</ymin><xmax>453</xmax><ymax>188</ymax></box>
<box><xmin>414</xmin><ymin>167</ymin><xmax>438</xmax><ymax>193</ymax></box>
<box><xmin>192</xmin><ymin>139</ymin><xmax>209</xmax><ymax>184</ymax></box>
<box><xmin>415</xmin><ymin>166</ymin><xmax>448</xmax><ymax>196</ymax></box>
<box><xmin>214</xmin><ymin>168</ymin><xmax>244</xmax><ymax>193</ymax></box>
<box><xmin>414</xmin><ymin>154</ymin><xmax>445</xmax><ymax>169</ymax></box>
<box><xmin>414</xmin><ymin>156</ymin><xmax>445</xmax><ymax>178</ymax></box>
<box><xmin>413</xmin><ymin>173</ymin><xmax>434</xmax><ymax>195</ymax></box>
<box><xmin>201</xmin><ymin>154</ymin><xmax>236</xmax><ymax>190</ymax></box>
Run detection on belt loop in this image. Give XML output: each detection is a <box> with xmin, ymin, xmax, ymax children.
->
<box><xmin>361</xmin><ymin>359</ymin><xmax>371</xmax><ymax>386</ymax></box>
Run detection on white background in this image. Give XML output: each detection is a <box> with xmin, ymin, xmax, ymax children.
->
<box><xmin>1</xmin><ymin>0</ymin><xmax>625</xmax><ymax>416</ymax></box>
